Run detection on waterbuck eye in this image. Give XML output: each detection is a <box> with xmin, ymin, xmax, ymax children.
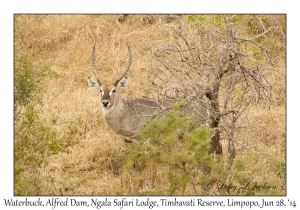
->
<box><xmin>112</xmin><ymin>89</ymin><xmax>116</xmax><ymax>93</ymax></box>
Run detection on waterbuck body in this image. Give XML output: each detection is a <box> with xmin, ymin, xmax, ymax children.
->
<box><xmin>88</xmin><ymin>44</ymin><xmax>211</xmax><ymax>142</ymax></box>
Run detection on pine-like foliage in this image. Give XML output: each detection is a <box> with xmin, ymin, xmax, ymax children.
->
<box><xmin>125</xmin><ymin>101</ymin><xmax>215</xmax><ymax>195</ymax></box>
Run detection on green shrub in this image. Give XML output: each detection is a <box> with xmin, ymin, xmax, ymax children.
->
<box><xmin>14</xmin><ymin>51</ymin><xmax>59</xmax><ymax>120</ymax></box>
<box><xmin>14</xmin><ymin>106</ymin><xmax>81</xmax><ymax>195</ymax></box>
<box><xmin>124</xmin><ymin>102</ymin><xmax>215</xmax><ymax>195</ymax></box>
<box><xmin>14</xmin><ymin>49</ymin><xmax>79</xmax><ymax>195</ymax></box>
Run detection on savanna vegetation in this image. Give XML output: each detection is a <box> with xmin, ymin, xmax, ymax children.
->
<box><xmin>14</xmin><ymin>14</ymin><xmax>286</xmax><ymax>195</ymax></box>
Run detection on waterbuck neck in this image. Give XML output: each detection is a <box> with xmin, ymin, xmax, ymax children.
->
<box><xmin>101</xmin><ymin>93</ymin><xmax>125</xmax><ymax>123</ymax></box>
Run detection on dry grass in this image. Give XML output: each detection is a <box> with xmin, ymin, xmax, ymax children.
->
<box><xmin>14</xmin><ymin>14</ymin><xmax>286</xmax><ymax>195</ymax></box>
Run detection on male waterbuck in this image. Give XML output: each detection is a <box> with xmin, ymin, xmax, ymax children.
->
<box><xmin>88</xmin><ymin>44</ymin><xmax>213</xmax><ymax>142</ymax></box>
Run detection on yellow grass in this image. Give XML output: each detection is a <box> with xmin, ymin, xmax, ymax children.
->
<box><xmin>14</xmin><ymin>14</ymin><xmax>286</xmax><ymax>195</ymax></box>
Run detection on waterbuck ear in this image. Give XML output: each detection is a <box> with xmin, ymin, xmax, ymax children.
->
<box><xmin>116</xmin><ymin>77</ymin><xmax>128</xmax><ymax>90</ymax></box>
<box><xmin>87</xmin><ymin>77</ymin><xmax>101</xmax><ymax>90</ymax></box>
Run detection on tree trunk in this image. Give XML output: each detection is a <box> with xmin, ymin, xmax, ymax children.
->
<box><xmin>205</xmin><ymin>87</ymin><xmax>222</xmax><ymax>155</ymax></box>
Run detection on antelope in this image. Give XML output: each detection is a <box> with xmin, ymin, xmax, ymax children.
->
<box><xmin>88</xmin><ymin>44</ymin><xmax>212</xmax><ymax>142</ymax></box>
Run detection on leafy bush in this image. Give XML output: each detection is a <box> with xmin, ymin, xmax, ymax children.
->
<box><xmin>14</xmin><ymin>51</ymin><xmax>59</xmax><ymax>119</ymax></box>
<box><xmin>14</xmin><ymin>49</ymin><xmax>81</xmax><ymax>195</ymax></box>
<box><xmin>123</xmin><ymin>102</ymin><xmax>215</xmax><ymax>195</ymax></box>
<box><xmin>14</xmin><ymin>106</ymin><xmax>82</xmax><ymax>195</ymax></box>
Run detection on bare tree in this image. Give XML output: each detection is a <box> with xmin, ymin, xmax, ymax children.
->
<box><xmin>146</xmin><ymin>15</ymin><xmax>285</xmax><ymax>165</ymax></box>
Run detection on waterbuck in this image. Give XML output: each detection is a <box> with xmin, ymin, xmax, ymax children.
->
<box><xmin>88</xmin><ymin>44</ymin><xmax>213</xmax><ymax>142</ymax></box>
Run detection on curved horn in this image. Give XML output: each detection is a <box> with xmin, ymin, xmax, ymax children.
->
<box><xmin>91</xmin><ymin>43</ymin><xmax>105</xmax><ymax>85</ymax></box>
<box><xmin>112</xmin><ymin>44</ymin><xmax>132</xmax><ymax>86</ymax></box>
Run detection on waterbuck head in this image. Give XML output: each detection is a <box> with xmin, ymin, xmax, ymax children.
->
<box><xmin>87</xmin><ymin>43</ymin><xmax>132</xmax><ymax>112</ymax></box>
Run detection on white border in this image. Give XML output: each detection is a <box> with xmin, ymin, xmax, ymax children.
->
<box><xmin>1</xmin><ymin>0</ymin><xmax>298</xmax><ymax>209</ymax></box>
